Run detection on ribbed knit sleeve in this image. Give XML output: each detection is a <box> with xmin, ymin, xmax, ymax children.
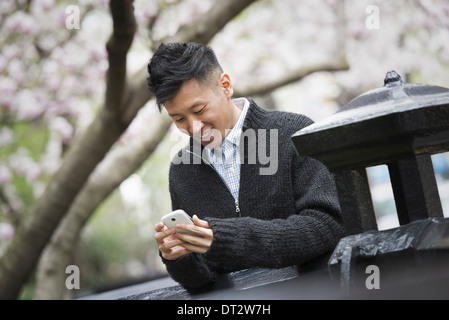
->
<box><xmin>161</xmin><ymin>253</ymin><xmax>217</xmax><ymax>289</ymax></box>
<box><xmin>203</xmin><ymin>148</ymin><xmax>344</xmax><ymax>267</ymax></box>
<box><xmin>161</xmin><ymin>168</ymin><xmax>219</xmax><ymax>289</ymax></box>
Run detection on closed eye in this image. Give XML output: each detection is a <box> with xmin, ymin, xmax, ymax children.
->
<box><xmin>194</xmin><ymin>106</ymin><xmax>206</xmax><ymax>114</ymax></box>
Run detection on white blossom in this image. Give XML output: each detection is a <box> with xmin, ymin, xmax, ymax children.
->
<box><xmin>0</xmin><ymin>127</ymin><xmax>13</xmax><ymax>148</ymax></box>
<box><xmin>4</xmin><ymin>11</ymin><xmax>36</xmax><ymax>35</ymax></box>
<box><xmin>50</xmin><ymin>116</ymin><xmax>74</xmax><ymax>144</ymax></box>
<box><xmin>0</xmin><ymin>165</ymin><xmax>12</xmax><ymax>186</ymax></box>
<box><xmin>0</xmin><ymin>223</ymin><xmax>14</xmax><ymax>240</ymax></box>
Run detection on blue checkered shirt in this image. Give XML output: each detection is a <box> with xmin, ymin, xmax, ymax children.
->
<box><xmin>205</xmin><ymin>98</ymin><xmax>249</xmax><ymax>201</ymax></box>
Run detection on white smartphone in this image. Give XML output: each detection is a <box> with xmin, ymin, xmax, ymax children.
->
<box><xmin>161</xmin><ymin>209</ymin><xmax>195</xmax><ymax>235</ymax></box>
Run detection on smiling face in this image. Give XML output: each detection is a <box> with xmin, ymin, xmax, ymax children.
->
<box><xmin>164</xmin><ymin>73</ymin><xmax>241</xmax><ymax>149</ymax></box>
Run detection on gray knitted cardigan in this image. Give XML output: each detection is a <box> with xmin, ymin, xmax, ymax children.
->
<box><xmin>162</xmin><ymin>99</ymin><xmax>344</xmax><ymax>289</ymax></box>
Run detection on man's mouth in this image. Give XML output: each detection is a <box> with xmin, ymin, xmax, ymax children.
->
<box><xmin>201</xmin><ymin>129</ymin><xmax>211</xmax><ymax>139</ymax></box>
<box><xmin>201</xmin><ymin>128</ymin><xmax>213</xmax><ymax>141</ymax></box>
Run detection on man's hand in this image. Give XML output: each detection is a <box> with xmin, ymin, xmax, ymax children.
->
<box><xmin>154</xmin><ymin>221</ymin><xmax>191</xmax><ymax>260</ymax></box>
<box><xmin>173</xmin><ymin>215</ymin><xmax>214</xmax><ymax>254</ymax></box>
<box><xmin>154</xmin><ymin>215</ymin><xmax>213</xmax><ymax>260</ymax></box>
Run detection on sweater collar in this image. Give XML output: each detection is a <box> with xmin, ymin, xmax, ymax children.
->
<box><xmin>242</xmin><ymin>99</ymin><xmax>271</xmax><ymax>130</ymax></box>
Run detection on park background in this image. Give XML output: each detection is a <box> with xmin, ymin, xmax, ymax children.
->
<box><xmin>0</xmin><ymin>0</ymin><xmax>448</xmax><ymax>299</ymax></box>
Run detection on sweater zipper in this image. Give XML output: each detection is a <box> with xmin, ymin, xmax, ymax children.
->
<box><xmin>186</xmin><ymin>150</ymin><xmax>241</xmax><ymax>215</ymax></box>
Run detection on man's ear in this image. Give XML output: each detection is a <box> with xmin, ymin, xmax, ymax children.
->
<box><xmin>219</xmin><ymin>73</ymin><xmax>233</xmax><ymax>98</ymax></box>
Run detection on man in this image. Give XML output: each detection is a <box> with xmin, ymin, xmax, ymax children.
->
<box><xmin>148</xmin><ymin>42</ymin><xmax>344</xmax><ymax>290</ymax></box>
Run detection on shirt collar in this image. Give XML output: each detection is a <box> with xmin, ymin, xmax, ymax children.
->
<box><xmin>223</xmin><ymin>97</ymin><xmax>249</xmax><ymax>148</ymax></box>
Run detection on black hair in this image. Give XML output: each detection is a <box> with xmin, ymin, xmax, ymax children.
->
<box><xmin>147</xmin><ymin>42</ymin><xmax>223</xmax><ymax>111</ymax></box>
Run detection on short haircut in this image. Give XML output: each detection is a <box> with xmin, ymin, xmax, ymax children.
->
<box><xmin>147</xmin><ymin>42</ymin><xmax>224</xmax><ymax>111</ymax></box>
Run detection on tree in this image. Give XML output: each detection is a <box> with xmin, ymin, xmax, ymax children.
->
<box><xmin>0</xmin><ymin>0</ymin><xmax>279</xmax><ymax>300</ymax></box>
<box><xmin>0</xmin><ymin>0</ymin><xmax>137</xmax><ymax>300</ymax></box>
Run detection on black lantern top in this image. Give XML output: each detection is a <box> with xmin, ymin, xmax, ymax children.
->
<box><xmin>296</xmin><ymin>71</ymin><xmax>449</xmax><ymax>135</ymax></box>
<box><xmin>291</xmin><ymin>71</ymin><xmax>449</xmax><ymax>172</ymax></box>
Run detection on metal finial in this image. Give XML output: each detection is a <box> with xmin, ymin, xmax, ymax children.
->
<box><xmin>384</xmin><ymin>70</ymin><xmax>404</xmax><ymax>87</ymax></box>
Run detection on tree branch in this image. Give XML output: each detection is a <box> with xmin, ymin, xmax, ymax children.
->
<box><xmin>168</xmin><ymin>0</ymin><xmax>257</xmax><ymax>45</ymax></box>
<box><xmin>234</xmin><ymin>0</ymin><xmax>349</xmax><ymax>99</ymax></box>
<box><xmin>105</xmin><ymin>0</ymin><xmax>136</xmax><ymax>116</ymax></box>
<box><xmin>121</xmin><ymin>0</ymin><xmax>258</xmax><ymax>124</ymax></box>
<box><xmin>0</xmin><ymin>188</ymin><xmax>20</xmax><ymax>227</ymax></box>
<box><xmin>234</xmin><ymin>59</ymin><xmax>349</xmax><ymax>98</ymax></box>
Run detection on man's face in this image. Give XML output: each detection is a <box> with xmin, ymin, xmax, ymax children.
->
<box><xmin>164</xmin><ymin>74</ymin><xmax>239</xmax><ymax>149</ymax></box>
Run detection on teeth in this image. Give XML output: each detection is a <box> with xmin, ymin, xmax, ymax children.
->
<box><xmin>202</xmin><ymin>129</ymin><xmax>212</xmax><ymax>139</ymax></box>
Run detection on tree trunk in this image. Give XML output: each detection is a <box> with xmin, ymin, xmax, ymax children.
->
<box><xmin>0</xmin><ymin>0</ymin><xmax>136</xmax><ymax>300</ymax></box>
<box><xmin>33</xmin><ymin>111</ymin><xmax>172</xmax><ymax>299</ymax></box>
<box><xmin>28</xmin><ymin>0</ymin><xmax>259</xmax><ymax>300</ymax></box>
